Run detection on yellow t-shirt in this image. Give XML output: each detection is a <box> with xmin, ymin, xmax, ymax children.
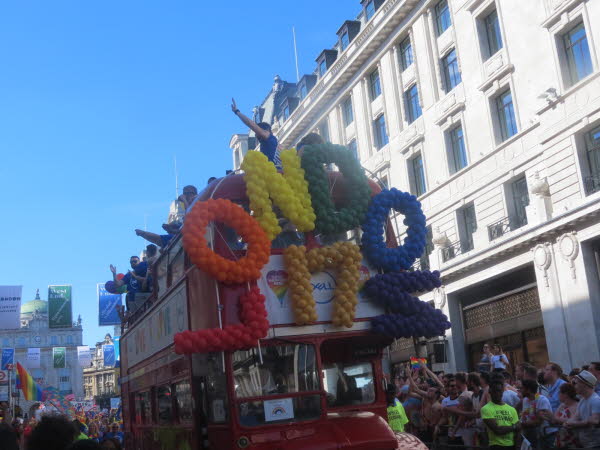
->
<box><xmin>387</xmin><ymin>399</ymin><xmax>409</xmax><ymax>433</ymax></box>
<box><xmin>480</xmin><ymin>402</ymin><xmax>518</xmax><ymax>447</ymax></box>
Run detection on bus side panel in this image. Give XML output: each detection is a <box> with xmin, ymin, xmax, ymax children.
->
<box><xmin>188</xmin><ymin>266</ymin><xmax>221</xmax><ymax>331</ymax></box>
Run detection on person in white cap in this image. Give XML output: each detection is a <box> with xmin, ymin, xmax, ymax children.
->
<box><xmin>565</xmin><ymin>370</ymin><xmax>600</xmax><ymax>448</ymax></box>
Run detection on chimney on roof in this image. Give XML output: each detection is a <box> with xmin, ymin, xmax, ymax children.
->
<box><xmin>35</xmin><ymin>289</ymin><xmax>40</xmax><ymax>300</ymax></box>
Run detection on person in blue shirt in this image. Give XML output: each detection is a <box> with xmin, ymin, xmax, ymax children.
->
<box><xmin>543</xmin><ymin>361</ymin><xmax>566</xmax><ymax>412</ymax></box>
<box><xmin>231</xmin><ymin>98</ymin><xmax>281</xmax><ymax>169</ymax></box>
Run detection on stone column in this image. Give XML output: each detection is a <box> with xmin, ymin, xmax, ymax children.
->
<box><xmin>532</xmin><ymin>242</ymin><xmax>573</xmax><ymax>370</ymax></box>
<box><xmin>553</xmin><ymin>232</ymin><xmax>600</xmax><ymax>367</ymax></box>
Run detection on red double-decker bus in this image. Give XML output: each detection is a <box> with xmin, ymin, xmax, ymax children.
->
<box><xmin>119</xmin><ymin>172</ymin><xmax>406</xmax><ymax>450</ymax></box>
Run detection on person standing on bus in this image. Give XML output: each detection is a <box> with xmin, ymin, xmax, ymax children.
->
<box><xmin>231</xmin><ymin>98</ymin><xmax>281</xmax><ymax>169</ymax></box>
<box><xmin>386</xmin><ymin>384</ymin><xmax>409</xmax><ymax>433</ymax></box>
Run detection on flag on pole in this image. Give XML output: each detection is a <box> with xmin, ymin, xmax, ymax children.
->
<box><xmin>410</xmin><ymin>356</ymin><xmax>427</xmax><ymax>370</ymax></box>
<box><xmin>16</xmin><ymin>362</ymin><xmax>44</xmax><ymax>401</ymax></box>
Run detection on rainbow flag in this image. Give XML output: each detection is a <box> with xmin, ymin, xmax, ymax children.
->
<box><xmin>410</xmin><ymin>357</ymin><xmax>428</xmax><ymax>370</ymax></box>
<box><xmin>16</xmin><ymin>362</ymin><xmax>44</xmax><ymax>401</ymax></box>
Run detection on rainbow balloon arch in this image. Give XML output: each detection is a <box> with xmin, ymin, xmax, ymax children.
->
<box><xmin>173</xmin><ymin>143</ymin><xmax>450</xmax><ymax>355</ymax></box>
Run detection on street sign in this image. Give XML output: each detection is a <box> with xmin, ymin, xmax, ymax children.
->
<box><xmin>5</xmin><ymin>364</ymin><xmax>12</xmax><ymax>370</ymax></box>
<box><xmin>0</xmin><ymin>370</ymin><xmax>7</xmax><ymax>382</ymax></box>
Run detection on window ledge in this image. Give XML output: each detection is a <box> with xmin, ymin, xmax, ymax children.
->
<box><xmin>541</xmin><ymin>0</ymin><xmax>583</xmax><ymax>29</ymax></box>
<box><xmin>478</xmin><ymin>61</ymin><xmax>514</xmax><ymax>92</ymax></box>
<box><xmin>493</xmin><ymin>121</ymin><xmax>541</xmax><ymax>152</ymax></box>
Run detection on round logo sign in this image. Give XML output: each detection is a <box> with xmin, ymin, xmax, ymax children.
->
<box><xmin>0</xmin><ymin>371</ymin><xmax>7</xmax><ymax>382</ymax></box>
<box><xmin>311</xmin><ymin>271</ymin><xmax>337</xmax><ymax>304</ymax></box>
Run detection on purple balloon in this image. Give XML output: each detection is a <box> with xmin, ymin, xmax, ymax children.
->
<box><xmin>105</xmin><ymin>280</ymin><xmax>117</xmax><ymax>294</ymax></box>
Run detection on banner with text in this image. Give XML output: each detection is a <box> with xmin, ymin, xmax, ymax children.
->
<box><xmin>1</xmin><ymin>348</ymin><xmax>14</xmax><ymax>370</ymax></box>
<box><xmin>26</xmin><ymin>348</ymin><xmax>41</xmax><ymax>368</ymax></box>
<box><xmin>53</xmin><ymin>347</ymin><xmax>66</xmax><ymax>369</ymax></box>
<box><xmin>48</xmin><ymin>285</ymin><xmax>72</xmax><ymax>328</ymax></box>
<box><xmin>77</xmin><ymin>346</ymin><xmax>91</xmax><ymax>368</ymax></box>
<box><xmin>97</xmin><ymin>283</ymin><xmax>122</xmax><ymax>326</ymax></box>
<box><xmin>103</xmin><ymin>344</ymin><xmax>115</xmax><ymax>368</ymax></box>
<box><xmin>0</xmin><ymin>286</ymin><xmax>22</xmax><ymax>329</ymax></box>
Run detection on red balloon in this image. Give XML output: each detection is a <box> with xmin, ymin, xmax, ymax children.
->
<box><xmin>117</xmin><ymin>273</ymin><xmax>125</xmax><ymax>280</ymax></box>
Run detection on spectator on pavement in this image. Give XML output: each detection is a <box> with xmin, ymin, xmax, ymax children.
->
<box><xmin>26</xmin><ymin>414</ymin><xmax>77</xmax><ymax>450</ymax></box>
<box><xmin>589</xmin><ymin>361</ymin><xmax>600</xmax><ymax>396</ymax></box>
<box><xmin>520</xmin><ymin>378</ymin><xmax>555</xmax><ymax>449</ymax></box>
<box><xmin>545</xmin><ymin>382</ymin><xmax>580</xmax><ymax>449</ymax></box>
<box><xmin>481</xmin><ymin>380</ymin><xmax>520</xmax><ymax>450</ymax></box>
<box><xmin>566</xmin><ymin>370</ymin><xmax>600</xmax><ymax>449</ymax></box>
<box><xmin>544</xmin><ymin>362</ymin><xmax>567</xmax><ymax>412</ymax></box>
<box><xmin>490</xmin><ymin>345</ymin><xmax>510</xmax><ymax>372</ymax></box>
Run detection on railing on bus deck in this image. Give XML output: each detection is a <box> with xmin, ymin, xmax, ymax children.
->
<box><xmin>123</xmin><ymin>230</ymin><xmax>184</xmax><ymax>329</ymax></box>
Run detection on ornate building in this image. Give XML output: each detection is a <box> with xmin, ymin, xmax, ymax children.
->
<box><xmin>83</xmin><ymin>334</ymin><xmax>120</xmax><ymax>400</ymax></box>
<box><xmin>0</xmin><ymin>289</ymin><xmax>84</xmax><ymax>411</ymax></box>
<box><xmin>231</xmin><ymin>0</ymin><xmax>600</xmax><ymax>373</ymax></box>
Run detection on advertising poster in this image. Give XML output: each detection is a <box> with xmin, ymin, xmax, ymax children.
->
<box><xmin>48</xmin><ymin>285</ymin><xmax>72</xmax><ymax>328</ymax></box>
<box><xmin>97</xmin><ymin>283</ymin><xmax>122</xmax><ymax>326</ymax></box>
<box><xmin>77</xmin><ymin>346</ymin><xmax>92</xmax><ymax>368</ymax></box>
<box><xmin>26</xmin><ymin>348</ymin><xmax>41</xmax><ymax>368</ymax></box>
<box><xmin>53</xmin><ymin>347</ymin><xmax>66</xmax><ymax>369</ymax></box>
<box><xmin>1</xmin><ymin>348</ymin><xmax>14</xmax><ymax>370</ymax></box>
<box><xmin>0</xmin><ymin>286</ymin><xmax>22</xmax><ymax>329</ymax></box>
<box><xmin>103</xmin><ymin>344</ymin><xmax>115</xmax><ymax>368</ymax></box>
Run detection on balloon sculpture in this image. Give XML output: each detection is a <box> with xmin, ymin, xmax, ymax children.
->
<box><xmin>174</xmin><ymin>287</ymin><xmax>268</xmax><ymax>354</ymax></box>
<box><xmin>174</xmin><ymin>143</ymin><xmax>451</xmax><ymax>355</ymax></box>
<box><xmin>285</xmin><ymin>242</ymin><xmax>362</xmax><ymax>328</ymax></box>
<box><xmin>242</xmin><ymin>149</ymin><xmax>315</xmax><ymax>240</ymax></box>
<box><xmin>182</xmin><ymin>198</ymin><xmax>271</xmax><ymax>284</ymax></box>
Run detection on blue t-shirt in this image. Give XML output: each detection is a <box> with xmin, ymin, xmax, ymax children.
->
<box><xmin>545</xmin><ymin>378</ymin><xmax>566</xmax><ymax>412</ymax></box>
<box><xmin>160</xmin><ymin>234</ymin><xmax>174</xmax><ymax>247</ymax></box>
<box><xmin>258</xmin><ymin>134</ymin><xmax>281</xmax><ymax>168</ymax></box>
<box><xmin>121</xmin><ymin>272</ymin><xmax>138</xmax><ymax>293</ymax></box>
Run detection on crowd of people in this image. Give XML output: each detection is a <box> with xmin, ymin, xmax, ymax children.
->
<box><xmin>388</xmin><ymin>348</ymin><xmax>600</xmax><ymax>449</ymax></box>
<box><xmin>0</xmin><ymin>404</ymin><xmax>123</xmax><ymax>450</ymax></box>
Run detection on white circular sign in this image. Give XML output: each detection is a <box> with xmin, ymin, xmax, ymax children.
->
<box><xmin>0</xmin><ymin>371</ymin><xmax>7</xmax><ymax>382</ymax></box>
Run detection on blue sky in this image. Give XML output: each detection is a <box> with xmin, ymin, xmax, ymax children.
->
<box><xmin>0</xmin><ymin>1</ymin><xmax>358</xmax><ymax>346</ymax></box>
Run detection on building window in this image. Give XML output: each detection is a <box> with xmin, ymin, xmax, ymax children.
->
<box><xmin>369</xmin><ymin>69</ymin><xmax>381</xmax><ymax>100</ymax></box>
<box><xmin>435</xmin><ymin>0</ymin><xmax>452</xmax><ymax>36</ymax></box>
<box><xmin>342</xmin><ymin>97</ymin><xmax>354</xmax><ymax>126</ymax></box>
<box><xmin>18</xmin><ymin>337</ymin><xmax>25</xmax><ymax>347</ymax></box>
<box><xmin>484</xmin><ymin>9</ymin><xmax>503</xmax><ymax>58</ymax></box>
<box><xmin>457</xmin><ymin>203</ymin><xmax>477</xmax><ymax>252</ymax></box>
<box><xmin>584</xmin><ymin>126</ymin><xmax>600</xmax><ymax>194</ymax></box>
<box><xmin>441</xmin><ymin>49</ymin><xmax>461</xmax><ymax>92</ymax></box>
<box><xmin>399</xmin><ymin>36</ymin><xmax>413</xmax><ymax>70</ymax></box>
<box><xmin>509</xmin><ymin>176</ymin><xmax>529</xmax><ymax>229</ymax></box>
<box><xmin>409</xmin><ymin>153</ymin><xmax>427</xmax><ymax>197</ymax></box>
<box><xmin>300</xmin><ymin>84</ymin><xmax>308</xmax><ymax>100</ymax></box>
<box><xmin>405</xmin><ymin>85</ymin><xmax>422</xmax><ymax>123</ymax></box>
<box><xmin>365</xmin><ymin>0</ymin><xmax>375</xmax><ymax>20</ymax></box>
<box><xmin>59</xmin><ymin>376</ymin><xmax>70</xmax><ymax>383</ymax></box>
<box><xmin>66</xmin><ymin>335</ymin><xmax>73</xmax><ymax>345</ymax></box>
<box><xmin>282</xmin><ymin>105</ymin><xmax>290</xmax><ymax>121</ymax></box>
<box><xmin>447</xmin><ymin>125</ymin><xmax>468</xmax><ymax>174</ymax></box>
<box><xmin>2</xmin><ymin>339</ymin><xmax>9</xmax><ymax>347</ymax></box>
<box><xmin>373</xmin><ymin>115</ymin><xmax>389</xmax><ymax>150</ymax></box>
<box><xmin>562</xmin><ymin>22</ymin><xmax>593</xmax><ymax>87</ymax></box>
<box><xmin>341</xmin><ymin>31</ymin><xmax>350</xmax><ymax>51</ymax></box>
<box><xmin>318</xmin><ymin>119</ymin><xmax>330</xmax><ymax>142</ymax></box>
<box><xmin>319</xmin><ymin>59</ymin><xmax>327</xmax><ymax>77</ymax></box>
<box><xmin>348</xmin><ymin>139</ymin><xmax>359</xmax><ymax>160</ymax></box>
<box><xmin>494</xmin><ymin>89</ymin><xmax>518</xmax><ymax>142</ymax></box>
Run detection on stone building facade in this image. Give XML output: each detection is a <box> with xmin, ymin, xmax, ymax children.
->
<box><xmin>231</xmin><ymin>0</ymin><xmax>600</xmax><ymax>372</ymax></box>
<box><xmin>0</xmin><ymin>290</ymin><xmax>84</xmax><ymax>411</ymax></box>
<box><xmin>83</xmin><ymin>333</ymin><xmax>120</xmax><ymax>400</ymax></box>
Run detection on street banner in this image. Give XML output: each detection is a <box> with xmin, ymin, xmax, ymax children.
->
<box><xmin>97</xmin><ymin>283</ymin><xmax>122</xmax><ymax>326</ymax></box>
<box><xmin>48</xmin><ymin>285</ymin><xmax>72</xmax><ymax>328</ymax></box>
<box><xmin>113</xmin><ymin>336</ymin><xmax>120</xmax><ymax>368</ymax></box>
<box><xmin>103</xmin><ymin>344</ymin><xmax>115</xmax><ymax>367</ymax></box>
<box><xmin>77</xmin><ymin>346</ymin><xmax>91</xmax><ymax>367</ymax></box>
<box><xmin>1</xmin><ymin>348</ymin><xmax>14</xmax><ymax>370</ymax></box>
<box><xmin>110</xmin><ymin>397</ymin><xmax>121</xmax><ymax>409</ymax></box>
<box><xmin>0</xmin><ymin>286</ymin><xmax>23</xmax><ymax>329</ymax></box>
<box><xmin>26</xmin><ymin>348</ymin><xmax>41</xmax><ymax>368</ymax></box>
<box><xmin>53</xmin><ymin>347</ymin><xmax>66</xmax><ymax>369</ymax></box>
